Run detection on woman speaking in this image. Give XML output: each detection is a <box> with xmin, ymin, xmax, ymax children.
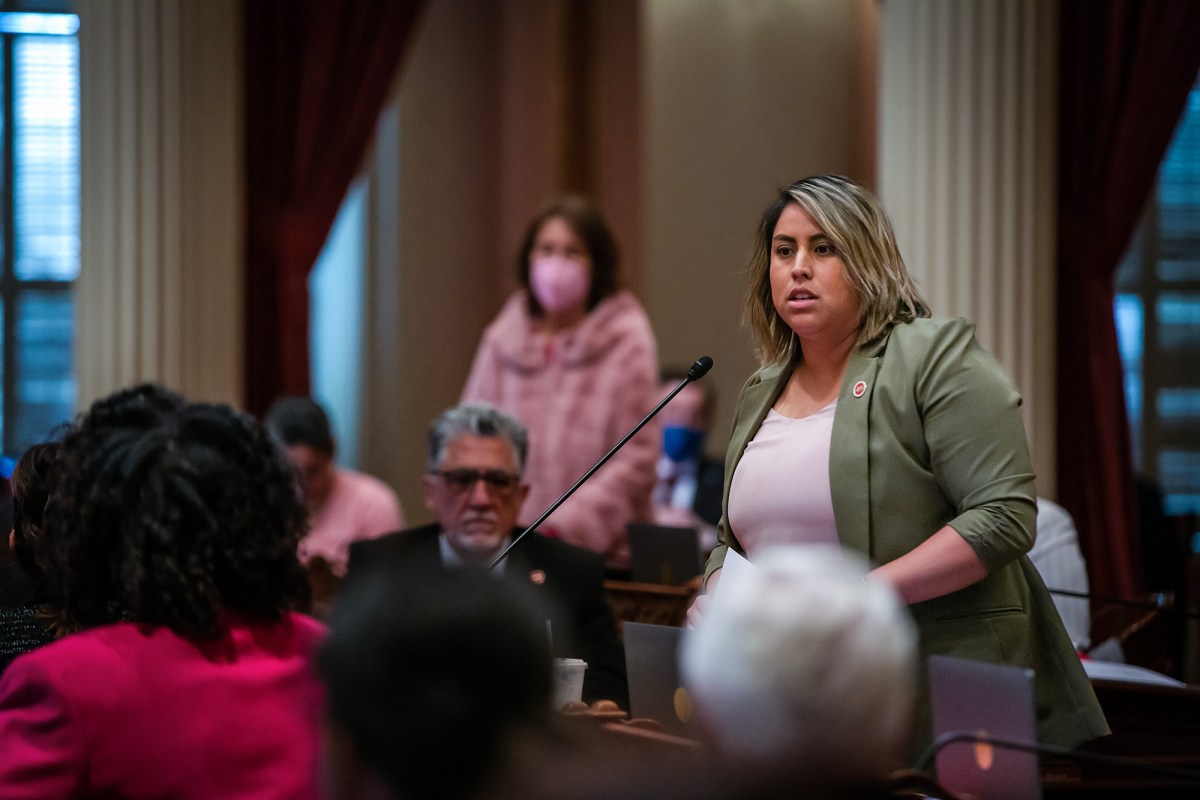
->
<box><xmin>689</xmin><ymin>175</ymin><xmax>1108</xmax><ymax>751</ymax></box>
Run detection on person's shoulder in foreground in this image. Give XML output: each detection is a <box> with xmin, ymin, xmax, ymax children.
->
<box><xmin>0</xmin><ymin>384</ymin><xmax>323</xmax><ymax>798</ymax></box>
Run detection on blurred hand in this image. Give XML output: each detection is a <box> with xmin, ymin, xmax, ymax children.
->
<box><xmin>685</xmin><ymin>566</ymin><xmax>721</xmax><ymax>629</ymax></box>
<box><xmin>685</xmin><ymin>592</ymin><xmax>710</xmax><ymax>629</ymax></box>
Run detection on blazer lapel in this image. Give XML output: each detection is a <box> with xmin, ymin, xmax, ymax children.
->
<box><xmin>830</xmin><ymin>332</ymin><xmax>887</xmax><ymax>561</ymax></box>
<box><xmin>729</xmin><ymin>367</ymin><xmax>788</xmax><ymax>470</ymax></box>
<box><xmin>721</xmin><ymin>365</ymin><xmax>788</xmax><ymax>551</ymax></box>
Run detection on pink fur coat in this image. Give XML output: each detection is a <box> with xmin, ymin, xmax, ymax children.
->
<box><xmin>462</xmin><ymin>290</ymin><xmax>660</xmax><ymax>569</ymax></box>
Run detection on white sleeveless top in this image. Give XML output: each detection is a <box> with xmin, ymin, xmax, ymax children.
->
<box><xmin>727</xmin><ymin>401</ymin><xmax>839</xmax><ymax>557</ymax></box>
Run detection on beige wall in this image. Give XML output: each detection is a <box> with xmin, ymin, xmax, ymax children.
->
<box><xmin>642</xmin><ymin>0</ymin><xmax>879</xmax><ymax>458</ymax></box>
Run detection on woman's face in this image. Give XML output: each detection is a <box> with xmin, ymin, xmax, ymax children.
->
<box><xmin>528</xmin><ymin>216</ymin><xmax>593</xmax><ymax>321</ymax></box>
<box><xmin>530</xmin><ymin>216</ymin><xmax>592</xmax><ymax>275</ymax></box>
<box><xmin>769</xmin><ymin>203</ymin><xmax>860</xmax><ymax>347</ymax></box>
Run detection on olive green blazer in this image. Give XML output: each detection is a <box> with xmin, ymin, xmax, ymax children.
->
<box><xmin>706</xmin><ymin>318</ymin><xmax>1109</xmax><ymax>749</ymax></box>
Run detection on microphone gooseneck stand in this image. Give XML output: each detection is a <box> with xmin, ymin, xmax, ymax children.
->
<box><xmin>488</xmin><ymin>355</ymin><xmax>714</xmax><ymax>571</ymax></box>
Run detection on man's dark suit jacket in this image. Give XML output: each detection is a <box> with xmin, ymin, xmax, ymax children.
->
<box><xmin>347</xmin><ymin>524</ymin><xmax>629</xmax><ymax>708</ymax></box>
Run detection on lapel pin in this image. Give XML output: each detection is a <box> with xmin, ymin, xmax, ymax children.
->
<box><xmin>853</xmin><ymin>380</ymin><xmax>867</xmax><ymax>398</ymax></box>
<box><xmin>529</xmin><ymin>569</ymin><xmax>546</xmax><ymax>585</ymax></box>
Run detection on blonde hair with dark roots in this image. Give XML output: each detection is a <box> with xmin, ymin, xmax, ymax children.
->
<box><xmin>745</xmin><ymin>175</ymin><xmax>929</xmax><ymax>366</ymax></box>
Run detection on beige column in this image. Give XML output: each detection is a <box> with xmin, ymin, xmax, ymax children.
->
<box><xmin>642</xmin><ymin>0</ymin><xmax>880</xmax><ymax>457</ymax></box>
<box><xmin>76</xmin><ymin>0</ymin><xmax>243</xmax><ymax>409</ymax></box>
<box><xmin>878</xmin><ymin>0</ymin><xmax>1059</xmax><ymax>495</ymax></box>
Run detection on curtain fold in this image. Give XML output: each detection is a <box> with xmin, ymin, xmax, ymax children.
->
<box><xmin>243</xmin><ymin>0</ymin><xmax>425</xmax><ymax>416</ymax></box>
<box><xmin>1056</xmin><ymin>0</ymin><xmax>1200</xmax><ymax>599</ymax></box>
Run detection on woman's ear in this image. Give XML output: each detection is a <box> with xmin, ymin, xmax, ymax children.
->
<box><xmin>8</xmin><ymin>528</ymin><xmax>15</xmax><ymax>555</ymax></box>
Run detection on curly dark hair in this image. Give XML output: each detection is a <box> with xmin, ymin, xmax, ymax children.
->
<box><xmin>11</xmin><ymin>439</ymin><xmax>68</xmax><ymax>581</ymax></box>
<box><xmin>43</xmin><ymin>384</ymin><xmax>311</xmax><ymax>639</ymax></box>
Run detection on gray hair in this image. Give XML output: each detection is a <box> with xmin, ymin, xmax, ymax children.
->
<box><xmin>745</xmin><ymin>174</ymin><xmax>930</xmax><ymax>367</ymax></box>
<box><xmin>427</xmin><ymin>404</ymin><xmax>529</xmax><ymax>474</ymax></box>
<box><xmin>681</xmin><ymin>544</ymin><xmax>918</xmax><ymax>781</ymax></box>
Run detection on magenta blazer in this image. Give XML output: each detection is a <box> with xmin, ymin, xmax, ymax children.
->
<box><xmin>0</xmin><ymin>612</ymin><xmax>326</xmax><ymax>798</ymax></box>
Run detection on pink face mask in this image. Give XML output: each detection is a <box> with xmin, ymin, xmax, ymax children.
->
<box><xmin>529</xmin><ymin>255</ymin><xmax>590</xmax><ymax>315</ymax></box>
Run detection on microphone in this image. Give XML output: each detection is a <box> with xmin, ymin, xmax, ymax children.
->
<box><xmin>489</xmin><ymin>356</ymin><xmax>714</xmax><ymax>571</ymax></box>
<box><xmin>687</xmin><ymin>355</ymin><xmax>714</xmax><ymax>381</ymax></box>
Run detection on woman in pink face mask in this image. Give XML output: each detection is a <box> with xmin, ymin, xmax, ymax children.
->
<box><xmin>461</xmin><ymin>195</ymin><xmax>660</xmax><ymax>574</ymax></box>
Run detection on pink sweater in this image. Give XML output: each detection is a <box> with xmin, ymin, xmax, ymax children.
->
<box><xmin>462</xmin><ymin>290</ymin><xmax>660</xmax><ymax>569</ymax></box>
<box><xmin>298</xmin><ymin>467</ymin><xmax>405</xmax><ymax>577</ymax></box>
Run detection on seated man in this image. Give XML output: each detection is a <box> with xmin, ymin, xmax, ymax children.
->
<box><xmin>652</xmin><ymin>369</ymin><xmax>723</xmax><ymax>551</ymax></box>
<box><xmin>347</xmin><ymin>404</ymin><xmax>628</xmax><ymax>709</ymax></box>
<box><xmin>264</xmin><ymin>396</ymin><xmax>404</xmax><ymax>577</ymax></box>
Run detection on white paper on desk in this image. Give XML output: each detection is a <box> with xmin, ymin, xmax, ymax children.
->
<box><xmin>717</xmin><ymin>548</ymin><xmax>757</xmax><ymax>597</ymax></box>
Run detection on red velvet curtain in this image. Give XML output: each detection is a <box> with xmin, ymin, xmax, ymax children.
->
<box><xmin>243</xmin><ymin>0</ymin><xmax>425</xmax><ymax>416</ymax></box>
<box><xmin>1057</xmin><ymin>0</ymin><xmax>1200</xmax><ymax>599</ymax></box>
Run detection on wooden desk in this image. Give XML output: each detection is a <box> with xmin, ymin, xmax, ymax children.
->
<box><xmin>1041</xmin><ymin>678</ymin><xmax>1200</xmax><ymax>798</ymax></box>
<box><xmin>604</xmin><ymin>578</ymin><xmax>697</xmax><ymax>635</ymax></box>
<box><xmin>1086</xmin><ymin>678</ymin><xmax>1200</xmax><ymax>760</ymax></box>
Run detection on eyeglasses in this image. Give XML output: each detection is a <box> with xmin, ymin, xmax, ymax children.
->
<box><xmin>430</xmin><ymin>468</ymin><xmax>522</xmax><ymax>496</ymax></box>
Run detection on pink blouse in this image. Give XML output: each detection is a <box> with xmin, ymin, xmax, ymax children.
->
<box><xmin>727</xmin><ymin>402</ymin><xmax>839</xmax><ymax>557</ymax></box>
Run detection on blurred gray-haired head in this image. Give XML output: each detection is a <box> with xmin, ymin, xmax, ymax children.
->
<box><xmin>681</xmin><ymin>544</ymin><xmax>917</xmax><ymax>782</ymax></box>
<box><xmin>427</xmin><ymin>404</ymin><xmax>529</xmax><ymax>474</ymax></box>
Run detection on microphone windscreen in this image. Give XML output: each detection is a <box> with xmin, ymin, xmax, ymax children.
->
<box><xmin>687</xmin><ymin>356</ymin><xmax>714</xmax><ymax>381</ymax></box>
